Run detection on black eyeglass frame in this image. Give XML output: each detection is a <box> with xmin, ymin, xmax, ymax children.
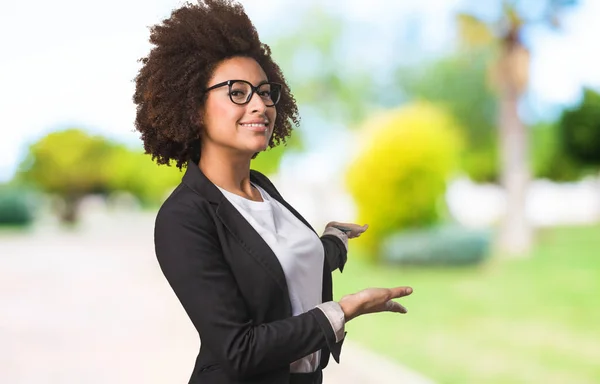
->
<box><xmin>203</xmin><ymin>79</ymin><xmax>283</xmax><ymax>107</ymax></box>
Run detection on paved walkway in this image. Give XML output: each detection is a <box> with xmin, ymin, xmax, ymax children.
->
<box><xmin>0</xmin><ymin>211</ymin><xmax>433</xmax><ymax>384</ymax></box>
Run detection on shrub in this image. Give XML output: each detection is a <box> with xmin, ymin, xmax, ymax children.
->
<box><xmin>0</xmin><ymin>185</ymin><xmax>36</xmax><ymax>227</ymax></box>
<box><xmin>346</xmin><ymin>102</ymin><xmax>463</xmax><ymax>257</ymax></box>
<box><xmin>380</xmin><ymin>225</ymin><xmax>492</xmax><ymax>266</ymax></box>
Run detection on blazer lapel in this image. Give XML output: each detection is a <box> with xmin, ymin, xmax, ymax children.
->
<box><xmin>215</xmin><ymin>201</ymin><xmax>291</xmax><ymax>303</ymax></box>
<box><xmin>182</xmin><ymin>161</ymin><xmax>291</xmax><ymax>314</ymax></box>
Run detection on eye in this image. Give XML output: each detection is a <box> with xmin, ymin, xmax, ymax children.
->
<box><xmin>230</xmin><ymin>90</ymin><xmax>246</xmax><ymax>97</ymax></box>
<box><xmin>258</xmin><ymin>90</ymin><xmax>271</xmax><ymax>97</ymax></box>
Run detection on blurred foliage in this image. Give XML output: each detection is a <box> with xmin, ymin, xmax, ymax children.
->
<box><xmin>346</xmin><ymin>102</ymin><xmax>463</xmax><ymax>259</ymax></box>
<box><xmin>16</xmin><ymin>128</ymin><xmax>184</xmax><ymax>223</ymax></box>
<box><xmin>396</xmin><ymin>50</ymin><xmax>499</xmax><ymax>182</ymax></box>
<box><xmin>17</xmin><ymin>129</ymin><xmax>115</xmax><ymax>224</ymax></box>
<box><xmin>456</xmin><ymin>13</ymin><xmax>495</xmax><ymax>49</ymax></box>
<box><xmin>529</xmin><ymin>88</ymin><xmax>600</xmax><ymax>181</ymax></box>
<box><xmin>19</xmin><ymin>129</ymin><xmax>114</xmax><ymax>196</ymax></box>
<box><xmin>559</xmin><ymin>87</ymin><xmax>600</xmax><ymax>169</ymax></box>
<box><xmin>0</xmin><ymin>184</ymin><xmax>37</xmax><ymax>227</ymax></box>
<box><xmin>271</xmin><ymin>6</ymin><xmax>376</xmax><ymax>127</ymax></box>
<box><xmin>380</xmin><ymin>225</ymin><xmax>492</xmax><ymax>265</ymax></box>
<box><xmin>14</xmin><ymin>124</ymin><xmax>305</xmax><ymax>224</ymax></box>
<box><xmin>454</xmin><ymin>0</ymin><xmax>578</xmax><ymax>176</ymax></box>
<box><xmin>103</xmin><ymin>145</ymin><xmax>183</xmax><ymax>207</ymax></box>
<box><xmin>251</xmin><ymin>132</ymin><xmax>303</xmax><ymax>175</ymax></box>
<box><xmin>530</xmin><ymin>121</ymin><xmax>581</xmax><ymax>181</ymax></box>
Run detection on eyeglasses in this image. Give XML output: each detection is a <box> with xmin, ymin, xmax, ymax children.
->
<box><xmin>203</xmin><ymin>80</ymin><xmax>282</xmax><ymax>107</ymax></box>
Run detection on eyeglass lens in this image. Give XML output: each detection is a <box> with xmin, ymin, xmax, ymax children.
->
<box><xmin>229</xmin><ymin>81</ymin><xmax>281</xmax><ymax>106</ymax></box>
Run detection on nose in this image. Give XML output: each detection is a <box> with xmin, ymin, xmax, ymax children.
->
<box><xmin>247</xmin><ymin>91</ymin><xmax>268</xmax><ymax>113</ymax></box>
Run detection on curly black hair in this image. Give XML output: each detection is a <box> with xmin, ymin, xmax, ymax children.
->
<box><xmin>133</xmin><ymin>0</ymin><xmax>300</xmax><ymax>169</ymax></box>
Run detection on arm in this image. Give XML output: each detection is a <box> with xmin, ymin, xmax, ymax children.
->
<box><xmin>154</xmin><ymin>204</ymin><xmax>341</xmax><ymax>379</ymax></box>
<box><xmin>321</xmin><ymin>227</ymin><xmax>348</xmax><ymax>273</ymax></box>
<box><xmin>321</xmin><ymin>222</ymin><xmax>368</xmax><ymax>273</ymax></box>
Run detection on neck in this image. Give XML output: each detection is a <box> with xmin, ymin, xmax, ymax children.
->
<box><xmin>198</xmin><ymin>145</ymin><xmax>255</xmax><ymax>197</ymax></box>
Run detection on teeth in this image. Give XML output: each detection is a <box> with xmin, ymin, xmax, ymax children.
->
<box><xmin>241</xmin><ymin>123</ymin><xmax>267</xmax><ymax>127</ymax></box>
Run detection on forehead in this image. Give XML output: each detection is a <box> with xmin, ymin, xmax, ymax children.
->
<box><xmin>209</xmin><ymin>56</ymin><xmax>268</xmax><ymax>85</ymax></box>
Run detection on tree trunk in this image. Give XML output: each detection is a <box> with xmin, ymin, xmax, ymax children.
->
<box><xmin>60</xmin><ymin>195</ymin><xmax>82</xmax><ymax>226</ymax></box>
<box><xmin>497</xmin><ymin>35</ymin><xmax>533</xmax><ymax>256</ymax></box>
<box><xmin>498</xmin><ymin>92</ymin><xmax>532</xmax><ymax>256</ymax></box>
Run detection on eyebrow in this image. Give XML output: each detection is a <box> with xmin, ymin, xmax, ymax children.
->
<box><xmin>228</xmin><ymin>79</ymin><xmax>269</xmax><ymax>85</ymax></box>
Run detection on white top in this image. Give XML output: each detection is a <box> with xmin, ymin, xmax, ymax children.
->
<box><xmin>216</xmin><ymin>183</ymin><xmax>336</xmax><ymax>373</ymax></box>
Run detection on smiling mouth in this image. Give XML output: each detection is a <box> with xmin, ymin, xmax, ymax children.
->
<box><xmin>239</xmin><ymin>122</ymin><xmax>269</xmax><ymax>132</ymax></box>
<box><xmin>240</xmin><ymin>123</ymin><xmax>268</xmax><ymax>127</ymax></box>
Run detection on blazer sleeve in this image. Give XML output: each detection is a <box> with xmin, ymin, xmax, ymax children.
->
<box><xmin>321</xmin><ymin>234</ymin><xmax>348</xmax><ymax>273</ymax></box>
<box><xmin>154</xmin><ymin>202</ymin><xmax>342</xmax><ymax>379</ymax></box>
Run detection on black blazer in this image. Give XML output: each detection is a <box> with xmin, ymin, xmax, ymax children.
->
<box><xmin>154</xmin><ymin>161</ymin><xmax>348</xmax><ymax>384</ymax></box>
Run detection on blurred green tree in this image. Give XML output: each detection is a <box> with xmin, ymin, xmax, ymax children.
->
<box><xmin>104</xmin><ymin>145</ymin><xmax>183</xmax><ymax>207</ymax></box>
<box><xmin>530</xmin><ymin>121</ymin><xmax>581</xmax><ymax>181</ymax></box>
<box><xmin>559</xmin><ymin>87</ymin><xmax>600</xmax><ymax>171</ymax></box>
<box><xmin>345</xmin><ymin>102</ymin><xmax>463</xmax><ymax>259</ymax></box>
<box><xmin>458</xmin><ymin>0</ymin><xmax>579</xmax><ymax>256</ymax></box>
<box><xmin>18</xmin><ymin>128</ymin><xmax>114</xmax><ymax>224</ymax></box>
<box><xmin>17</xmin><ymin>129</ymin><xmax>188</xmax><ymax>224</ymax></box>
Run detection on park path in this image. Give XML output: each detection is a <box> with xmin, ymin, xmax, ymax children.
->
<box><xmin>0</xmin><ymin>210</ymin><xmax>434</xmax><ymax>384</ymax></box>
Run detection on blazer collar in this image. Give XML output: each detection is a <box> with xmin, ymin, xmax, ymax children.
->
<box><xmin>181</xmin><ymin>160</ymin><xmax>288</xmax><ymax>206</ymax></box>
<box><xmin>181</xmin><ymin>160</ymin><xmax>226</xmax><ymax>204</ymax></box>
<box><xmin>182</xmin><ymin>160</ymin><xmax>296</xmax><ymax>314</ymax></box>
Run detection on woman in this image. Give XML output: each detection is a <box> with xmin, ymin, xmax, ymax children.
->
<box><xmin>133</xmin><ymin>1</ymin><xmax>413</xmax><ymax>383</ymax></box>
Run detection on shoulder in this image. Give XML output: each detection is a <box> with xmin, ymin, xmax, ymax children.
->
<box><xmin>155</xmin><ymin>182</ymin><xmax>215</xmax><ymax>231</ymax></box>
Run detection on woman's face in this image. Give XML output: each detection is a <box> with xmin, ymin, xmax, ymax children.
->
<box><xmin>201</xmin><ymin>56</ymin><xmax>277</xmax><ymax>157</ymax></box>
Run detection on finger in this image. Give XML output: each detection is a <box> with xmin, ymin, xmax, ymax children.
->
<box><xmin>388</xmin><ymin>286</ymin><xmax>413</xmax><ymax>298</ymax></box>
<box><xmin>348</xmin><ymin>224</ymin><xmax>369</xmax><ymax>238</ymax></box>
<box><xmin>335</xmin><ymin>222</ymin><xmax>368</xmax><ymax>231</ymax></box>
<box><xmin>384</xmin><ymin>300</ymin><xmax>408</xmax><ymax>313</ymax></box>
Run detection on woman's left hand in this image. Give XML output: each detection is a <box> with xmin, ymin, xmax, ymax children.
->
<box><xmin>326</xmin><ymin>222</ymin><xmax>369</xmax><ymax>239</ymax></box>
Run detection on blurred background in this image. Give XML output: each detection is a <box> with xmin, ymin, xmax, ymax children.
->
<box><xmin>1</xmin><ymin>0</ymin><xmax>599</xmax><ymax>383</ymax></box>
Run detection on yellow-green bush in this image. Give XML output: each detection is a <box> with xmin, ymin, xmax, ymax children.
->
<box><xmin>346</xmin><ymin>102</ymin><xmax>463</xmax><ymax>257</ymax></box>
<box><xmin>17</xmin><ymin>129</ymin><xmax>184</xmax><ymax>223</ymax></box>
<box><xmin>104</xmin><ymin>146</ymin><xmax>183</xmax><ymax>207</ymax></box>
<box><xmin>19</xmin><ymin>129</ymin><xmax>114</xmax><ymax>196</ymax></box>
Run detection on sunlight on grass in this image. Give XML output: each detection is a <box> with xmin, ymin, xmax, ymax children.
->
<box><xmin>333</xmin><ymin>225</ymin><xmax>600</xmax><ymax>384</ymax></box>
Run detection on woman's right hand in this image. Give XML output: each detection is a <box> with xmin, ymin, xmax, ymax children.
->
<box><xmin>338</xmin><ymin>286</ymin><xmax>413</xmax><ymax>322</ymax></box>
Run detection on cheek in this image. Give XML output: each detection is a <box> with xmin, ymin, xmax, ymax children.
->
<box><xmin>215</xmin><ymin>102</ymin><xmax>242</xmax><ymax>123</ymax></box>
<box><xmin>204</xmin><ymin>100</ymin><xmax>244</xmax><ymax>134</ymax></box>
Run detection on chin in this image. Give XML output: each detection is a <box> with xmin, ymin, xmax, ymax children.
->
<box><xmin>249</xmin><ymin>139</ymin><xmax>271</xmax><ymax>153</ymax></box>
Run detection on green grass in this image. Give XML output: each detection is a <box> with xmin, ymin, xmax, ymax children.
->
<box><xmin>333</xmin><ymin>225</ymin><xmax>600</xmax><ymax>384</ymax></box>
